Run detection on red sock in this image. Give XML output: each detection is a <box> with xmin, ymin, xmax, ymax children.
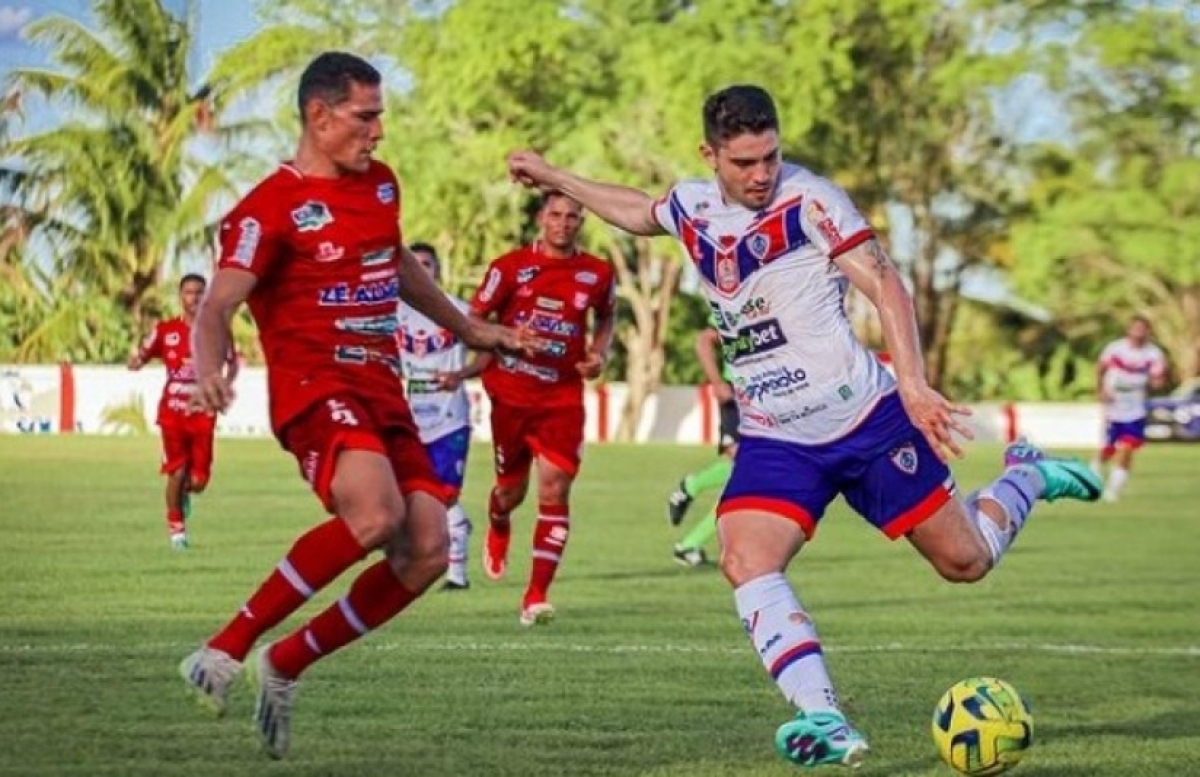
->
<box><xmin>167</xmin><ymin>509</ymin><xmax>185</xmax><ymax>534</ymax></box>
<box><xmin>525</xmin><ymin>503</ymin><xmax>569</xmax><ymax>608</ymax></box>
<box><xmin>269</xmin><ymin>560</ymin><xmax>418</xmax><ymax>678</ymax></box>
<box><xmin>207</xmin><ymin>517</ymin><xmax>367</xmax><ymax>661</ymax></box>
<box><xmin>488</xmin><ymin>488</ymin><xmax>512</xmax><ymax>534</ymax></box>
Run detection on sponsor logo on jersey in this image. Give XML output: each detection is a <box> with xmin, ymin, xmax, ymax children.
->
<box><xmin>165</xmin><ymin>332</ymin><xmax>181</xmax><ymax>347</ymax></box>
<box><xmin>232</xmin><ymin>216</ymin><xmax>261</xmax><ymax>266</ymax></box>
<box><xmin>804</xmin><ymin>199</ymin><xmax>842</xmax><ymax>246</ymax></box>
<box><xmin>536</xmin><ymin>296</ymin><xmax>564</xmax><ymax>311</ymax></box>
<box><xmin>518</xmin><ymin>311</ymin><xmax>579</xmax><ymax>337</ymax></box>
<box><xmin>720</xmin><ymin>319</ymin><xmax>787</xmax><ymax>364</ymax></box>
<box><xmin>398</xmin><ymin>327</ymin><xmax>456</xmax><ymax>357</ymax></box>
<box><xmin>362</xmin><ymin>247</ymin><xmax>395</xmax><ymax>267</ymax></box>
<box><xmin>736</xmin><ymin>365</ymin><xmax>810</xmax><ymax>402</ymax></box>
<box><xmin>517</xmin><ymin>266</ymin><xmax>539</xmax><ymax>284</ymax></box>
<box><xmin>716</xmin><ymin>254</ymin><xmax>739</xmax><ymax>293</ymax></box>
<box><xmin>315</xmin><ymin>241</ymin><xmax>345</xmax><ymax>263</ymax></box>
<box><xmin>377</xmin><ymin>183</ymin><xmax>396</xmax><ymax>204</ymax></box>
<box><xmin>333</xmin><ymin>345</ymin><xmax>401</xmax><ymax>374</ymax></box>
<box><xmin>540</xmin><ymin>340</ymin><xmax>568</xmax><ymax>358</ymax></box>
<box><xmin>318</xmin><ymin>278</ymin><xmax>400</xmax><ymax>306</ymax></box>
<box><xmin>574</xmin><ymin>271</ymin><xmax>598</xmax><ymax>285</ymax></box>
<box><xmin>572</xmin><ymin>291</ymin><xmax>589</xmax><ymax>311</ymax></box>
<box><xmin>498</xmin><ymin>355</ymin><xmax>559</xmax><ymax>382</ymax></box>
<box><xmin>478</xmin><ymin>268</ymin><xmax>502</xmax><ymax>303</ymax></box>
<box><xmin>710</xmin><ymin>297</ymin><xmax>771</xmax><ymax>330</ymax></box>
<box><xmin>776</xmin><ymin>404</ymin><xmax>829</xmax><ymax>424</ymax></box>
<box><xmin>889</xmin><ymin>443</ymin><xmax>918</xmax><ymax>475</ymax></box>
<box><xmin>291</xmin><ymin>200</ymin><xmax>333</xmax><ymax>232</ymax></box>
<box><xmin>335</xmin><ymin>314</ymin><xmax>399</xmax><ymax>337</ymax></box>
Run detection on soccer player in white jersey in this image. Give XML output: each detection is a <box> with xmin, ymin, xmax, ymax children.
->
<box><xmin>507</xmin><ymin>84</ymin><xmax>1103</xmax><ymax>769</ymax></box>
<box><xmin>398</xmin><ymin>243</ymin><xmax>477</xmax><ymax>590</ymax></box>
<box><xmin>1092</xmin><ymin>315</ymin><xmax>1167</xmax><ymax>502</ymax></box>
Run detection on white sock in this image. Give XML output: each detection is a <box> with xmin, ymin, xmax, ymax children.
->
<box><xmin>734</xmin><ymin>573</ymin><xmax>841</xmax><ymax>715</ymax></box>
<box><xmin>1106</xmin><ymin>467</ymin><xmax>1129</xmax><ymax>497</ymax></box>
<box><xmin>446</xmin><ymin>503</ymin><xmax>471</xmax><ymax>585</ymax></box>
<box><xmin>969</xmin><ymin>465</ymin><xmax>1044</xmax><ymax>566</ymax></box>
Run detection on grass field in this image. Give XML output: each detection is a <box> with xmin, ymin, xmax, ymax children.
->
<box><xmin>1</xmin><ymin>436</ymin><xmax>1197</xmax><ymax>777</ymax></box>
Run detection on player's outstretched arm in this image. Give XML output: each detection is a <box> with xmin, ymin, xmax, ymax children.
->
<box><xmin>695</xmin><ymin>329</ymin><xmax>733</xmax><ymax>402</ymax></box>
<box><xmin>507</xmin><ymin>150</ymin><xmax>666</xmax><ymax>237</ymax></box>
<box><xmin>398</xmin><ymin>247</ymin><xmax>532</xmax><ymax>354</ymax></box>
<box><xmin>193</xmin><ymin>268</ymin><xmax>254</xmax><ymax>413</ymax></box>
<box><xmin>834</xmin><ymin>238</ymin><xmax>972</xmax><ymax>459</ymax></box>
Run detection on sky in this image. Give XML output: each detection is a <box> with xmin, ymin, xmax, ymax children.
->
<box><xmin>0</xmin><ymin>1</ymin><xmax>259</xmax><ymax>97</ymax></box>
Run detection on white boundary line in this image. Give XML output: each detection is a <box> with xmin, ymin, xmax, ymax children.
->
<box><xmin>1</xmin><ymin>640</ymin><xmax>1197</xmax><ymax>657</ymax></box>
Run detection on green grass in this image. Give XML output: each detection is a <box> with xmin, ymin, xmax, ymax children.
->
<box><xmin>0</xmin><ymin>436</ymin><xmax>1197</xmax><ymax>777</ymax></box>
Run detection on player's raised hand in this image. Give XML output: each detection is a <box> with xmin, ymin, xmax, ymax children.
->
<box><xmin>898</xmin><ymin>382</ymin><xmax>973</xmax><ymax>461</ymax></box>
<box><xmin>576</xmin><ymin>349</ymin><xmax>607</xmax><ymax>380</ymax></box>
<box><xmin>193</xmin><ymin>373</ymin><xmax>236</xmax><ymax>414</ymax></box>
<box><xmin>507</xmin><ymin>150</ymin><xmax>557</xmax><ymax>191</ymax></box>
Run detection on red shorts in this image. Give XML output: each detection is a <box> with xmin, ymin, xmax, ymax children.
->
<box><xmin>160</xmin><ymin>413</ymin><xmax>217</xmax><ymax>486</ymax></box>
<box><xmin>488</xmin><ymin>398</ymin><xmax>585</xmax><ymax>486</ymax></box>
<box><xmin>281</xmin><ymin>394</ymin><xmax>447</xmax><ymax>513</ymax></box>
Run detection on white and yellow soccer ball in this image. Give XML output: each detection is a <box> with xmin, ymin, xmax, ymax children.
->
<box><xmin>931</xmin><ymin>677</ymin><xmax>1034</xmax><ymax>776</ymax></box>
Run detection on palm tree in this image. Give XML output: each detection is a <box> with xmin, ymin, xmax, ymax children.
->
<box><xmin>1</xmin><ymin>0</ymin><xmax>266</xmax><ymax>347</ymax></box>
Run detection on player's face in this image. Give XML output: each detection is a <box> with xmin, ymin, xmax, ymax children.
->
<box><xmin>413</xmin><ymin>250</ymin><xmax>439</xmax><ymax>284</ymax></box>
<box><xmin>537</xmin><ymin>196</ymin><xmax>584</xmax><ymax>252</ymax></box>
<box><xmin>315</xmin><ymin>81</ymin><xmax>384</xmax><ymax>174</ymax></box>
<box><xmin>1127</xmin><ymin>318</ymin><xmax>1150</xmax><ymax>345</ymax></box>
<box><xmin>702</xmin><ymin>130</ymin><xmax>781</xmax><ymax>210</ymax></box>
<box><xmin>179</xmin><ymin>280</ymin><xmax>205</xmax><ymax>318</ymax></box>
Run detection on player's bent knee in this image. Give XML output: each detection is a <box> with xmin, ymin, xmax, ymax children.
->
<box><xmin>930</xmin><ymin>553</ymin><xmax>990</xmax><ymax>584</ymax></box>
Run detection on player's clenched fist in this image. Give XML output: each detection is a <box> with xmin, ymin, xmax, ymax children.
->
<box><xmin>193</xmin><ymin>373</ymin><xmax>235</xmax><ymax>414</ymax></box>
<box><xmin>507</xmin><ymin>150</ymin><xmax>556</xmax><ymax>190</ymax></box>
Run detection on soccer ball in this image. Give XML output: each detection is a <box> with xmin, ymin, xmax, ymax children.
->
<box><xmin>931</xmin><ymin>677</ymin><xmax>1034</xmax><ymax>776</ymax></box>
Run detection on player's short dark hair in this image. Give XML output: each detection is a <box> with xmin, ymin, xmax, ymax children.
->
<box><xmin>410</xmin><ymin>242</ymin><xmax>440</xmax><ymax>280</ymax></box>
<box><xmin>538</xmin><ymin>191</ymin><xmax>579</xmax><ymax>212</ymax></box>
<box><xmin>179</xmin><ymin>273</ymin><xmax>206</xmax><ymax>290</ymax></box>
<box><xmin>297</xmin><ymin>52</ymin><xmax>382</xmax><ymax>123</ymax></box>
<box><xmin>702</xmin><ymin>85</ymin><xmax>780</xmax><ymax>146</ymax></box>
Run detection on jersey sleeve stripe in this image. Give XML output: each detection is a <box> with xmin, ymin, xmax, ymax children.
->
<box><xmin>827</xmin><ymin>228</ymin><xmax>874</xmax><ymax>259</ymax></box>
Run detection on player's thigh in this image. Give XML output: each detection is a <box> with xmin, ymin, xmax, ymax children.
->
<box><xmin>842</xmin><ymin>429</ymin><xmax>956</xmax><ymax>540</ymax></box>
<box><xmin>283</xmin><ymin>396</ymin><xmax>404</xmax><ymax>524</ymax></box>
<box><xmin>424</xmin><ymin>426</ymin><xmax>471</xmax><ymax>501</ymax></box>
<box><xmin>388</xmin><ymin>489</ymin><xmax>450</xmax><ymax>563</ymax></box>
<box><xmin>717</xmin><ymin>509</ymin><xmax>808</xmax><ymax>584</ymax></box>
<box><xmin>159</xmin><ymin>424</ymin><xmax>189</xmax><ymax>476</ymax></box>
<box><xmin>717</xmin><ymin>436</ymin><xmax>837</xmax><ymax>562</ymax></box>
<box><xmin>528</xmin><ymin>402</ymin><xmax>585</xmax><ymax>483</ymax></box>
<box><xmin>187</xmin><ymin>415</ymin><xmax>217</xmax><ymax>484</ymax></box>
<box><xmin>488</xmin><ymin>398</ymin><xmax>534</xmax><ymax>485</ymax></box>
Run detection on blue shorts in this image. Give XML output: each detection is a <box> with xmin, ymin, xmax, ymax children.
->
<box><xmin>424</xmin><ymin>426</ymin><xmax>471</xmax><ymax>494</ymax></box>
<box><xmin>1104</xmin><ymin>418</ymin><xmax>1146</xmax><ymax>451</ymax></box>
<box><xmin>718</xmin><ymin>393</ymin><xmax>955</xmax><ymax>540</ymax></box>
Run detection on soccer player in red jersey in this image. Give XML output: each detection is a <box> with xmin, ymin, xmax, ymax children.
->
<box><xmin>462</xmin><ymin>192</ymin><xmax>616</xmax><ymax>626</ymax></box>
<box><xmin>177</xmin><ymin>52</ymin><xmax>528</xmax><ymax>759</ymax></box>
<box><xmin>128</xmin><ymin>273</ymin><xmax>237</xmax><ymax>550</ymax></box>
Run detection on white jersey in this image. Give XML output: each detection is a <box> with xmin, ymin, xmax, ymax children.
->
<box><xmin>653</xmin><ymin>162</ymin><xmax>894</xmax><ymax>445</ymax></box>
<box><xmin>1099</xmin><ymin>338</ymin><xmax>1166</xmax><ymax>423</ymax></box>
<box><xmin>397</xmin><ymin>294</ymin><xmax>472</xmax><ymax>443</ymax></box>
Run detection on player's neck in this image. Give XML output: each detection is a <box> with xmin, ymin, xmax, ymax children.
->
<box><xmin>290</xmin><ymin>141</ymin><xmax>344</xmax><ymax>179</ymax></box>
<box><xmin>536</xmin><ymin>240</ymin><xmax>576</xmax><ymax>260</ymax></box>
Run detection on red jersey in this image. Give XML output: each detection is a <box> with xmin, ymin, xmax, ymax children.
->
<box><xmin>470</xmin><ymin>243</ymin><xmax>615</xmax><ymax>407</ymax></box>
<box><xmin>217</xmin><ymin>160</ymin><xmax>411</xmax><ymax>436</ymax></box>
<box><xmin>138</xmin><ymin>317</ymin><xmax>203</xmax><ymax>425</ymax></box>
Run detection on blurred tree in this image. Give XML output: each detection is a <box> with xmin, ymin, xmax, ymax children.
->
<box><xmin>1009</xmin><ymin>2</ymin><xmax>1200</xmax><ymax>381</ymax></box>
<box><xmin>1</xmin><ymin>0</ymin><xmax>264</xmax><ymax>359</ymax></box>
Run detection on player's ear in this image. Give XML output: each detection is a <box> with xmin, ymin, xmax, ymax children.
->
<box><xmin>699</xmin><ymin>141</ymin><xmax>717</xmax><ymax>171</ymax></box>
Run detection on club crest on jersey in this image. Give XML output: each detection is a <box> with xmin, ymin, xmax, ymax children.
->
<box><xmin>517</xmin><ymin>267</ymin><xmax>539</xmax><ymax>284</ymax></box>
<box><xmin>165</xmin><ymin>332</ymin><xmax>181</xmax><ymax>347</ymax></box>
<box><xmin>315</xmin><ymin>241</ymin><xmax>345</xmax><ymax>263</ymax></box>
<box><xmin>889</xmin><ymin>444</ymin><xmax>919</xmax><ymax>475</ymax></box>
<box><xmin>572</xmin><ymin>291</ymin><xmax>589</xmax><ymax>310</ymax></box>
<box><xmin>747</xmin><ymin>232</ymin><xmax>771</xmax><ymax>261</ymax></box>
<box><xmin>376</xmin><ymin>183</ymin><xmax>396</xmax><ymax>204</ymax></box>
<box><xmin>291</xmin><ymin>200</ymin><xmax>333</xmax><ymax>232</ymax></box>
